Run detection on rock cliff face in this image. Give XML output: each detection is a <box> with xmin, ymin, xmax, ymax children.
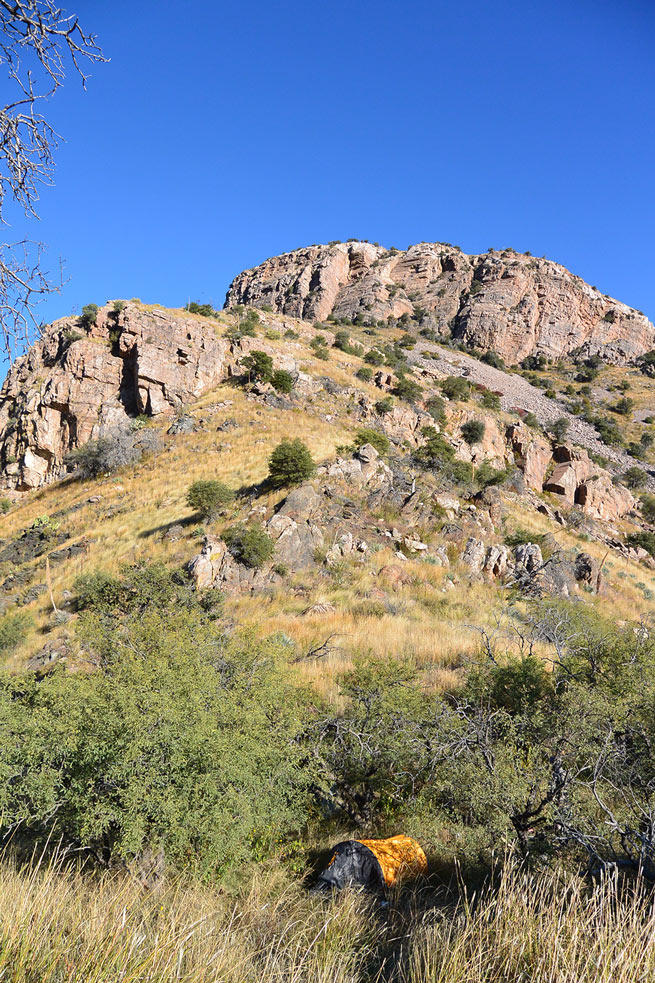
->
<box><xmin>225</xmin><ymin>241</ymin><xmax>654</xmax><ymax>363</ymax></box>
<box><xmin>0</xmin><ymin>303</ymin><xmax>231</xmax><ymax>491</ymax></box>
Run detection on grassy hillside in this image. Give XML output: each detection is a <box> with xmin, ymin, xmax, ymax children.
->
<box><xmin>1</xmin><ymin>303</ymin><xmax>655</xmax><ymax>979</ymax></box>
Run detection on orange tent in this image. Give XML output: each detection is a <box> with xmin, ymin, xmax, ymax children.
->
<box><xmin>314</xmin><ymin>834</ymin><xmax>427</xmax><ymax>891</ymax></box>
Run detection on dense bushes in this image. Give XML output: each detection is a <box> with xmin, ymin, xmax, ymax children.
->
<box><xmin>353</xmin><ymin>428</ymin><xmax>390</xmax><ymax>456</ymax></box>
<box><xmin>460</xmin><ymin>419</ymin><xmax>485</xmax><ymax>445</ymax></box>
<box><xmin>0</xmin><ymin>567</ymin><xmax>308</xmax><ymax>877</ymax></box>
<box><xmin>240</xmin><ymin>350</ymin><xmax>273</xmax><ymax>383</ymax></box>
<box><xmin>392</xmin><ymin>377</ymin><xmax>423</xmax><ymax>402</ymax></box>
<box><xmin>316</xmin><ymin>605</ymin><xmax>655</xmax><ymax>876</ymax></box>
<box><xmin>78</xmin><ymin>303</ymin><xmax>98</xmax><ymax>329</ymax></box>
<box><xmin>271</xmin><ymin>369</ymin><xmax>295</xmax><ymax>393</ymax></box>
<box><xmin>440</xmin><ymin>376</ymin><xmax>470</xmax><ymax>401</ymax></box>
<box><xmin>0</xmin><ymin>611</ymin><xmax>32</xmax><ymax>655</ymax></box>
<box><xmin>3</xmin><ymin>566</ymin><xmax>655</xmax><ymax>884</ymax></box>
<box><xmin>413</xmin><ymin>426</ymin><xmax>473</xmax><ymax>485</ymax></box>
<box><xmin>222</xmin><ymin>523</ymin><xmax>275</xmax><ymax>568</ymax></box>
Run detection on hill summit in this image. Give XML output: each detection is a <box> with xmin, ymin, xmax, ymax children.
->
<box><xmin>225</xmin><ymin>241</ymin><xmax>654</xmax><ymax>363</ymax></box>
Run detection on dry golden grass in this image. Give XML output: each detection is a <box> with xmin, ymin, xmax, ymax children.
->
<box><xmin>2</xmin><ymin>854</ymin><xmax>655</xmax><ymax>982</ymax></box>
<box><xmin>2</xmin><ymin>319</ymin><xmax>654</xmax><ymax>683</ymax></box>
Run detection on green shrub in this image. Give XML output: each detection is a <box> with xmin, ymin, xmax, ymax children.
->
<box><xmin>591</xmin><ymin>416</ymin><xmax>624</xmax><ymax>446</ymax></box>
<box><xmin>375</xmin><ymin>396</ymin><xmax>394</xmax><ymax>416</ymax></box>
<box><xmin>475</xmin><ymin>462</ymin><xmax>508</xmax><ymax>487</ymax></box>
<box><xmin>609</xmin><ymin>396</ymin><xmax>634</xmax><ymax>416</ymax></box>
<box><xmin>414</xmin><ymin>426</ymin><xmax>454</xmax><ymax>466</ymax></box>
<box><xmin>461</xmin><ymin>420</ymin><xmax>485</xmax><ymax>444</ymax></box>
<box><xmin>333</xmin><ymin>329</ymin><xmax>356</xmax><ymax>353</ymax></box>
<box><xmin>549</xmin><ymin>417</ymin><xmax>570</xmax><ymax>443</ymax></box>
<box><xmin>481</xmin><ymin>350</ymin><xmax>505</xmax><ymax>369</ymax></box>
<box><xmin>187</xmin><ymin>480</ymin><xmax>234</xmax><ymax>519</ymax></box>
<box><xmin>111</xmin><ymin>300</ymin><xmax>127</xmax><ymax>314</ymax></box>
<box><xmin>480</xmin><ymin>390</ymin><xmax>501</xmax><ymax>410</ymax></box>
<box><xmin>504</xmin><ymin>528</ymin><xmax>547</xmax><ymax>547</ymax></box>
<box><xmin>79</xmin><ymin>303</ymin><xmax>98</xmax><ymax>329</ymax></box>
<box><xmin>625</xmin><ymin>532</ymin><xmax>655</xmax><ymax>558</ymax></box>
<box><xmin>185</xmin><ymin>301</ymin><xmax>217</xmax><ymax>317</ymax></box>
<box><xmin>271</xmin><ymin>369</ymin><xmax>294</xmax><ymax>394</ymax></box>
<box><xmin>0</xmin><ymin>498</ymin><xmax>10</xmax><ymax>514</ymax></box>
<box><xmin>392</xmin><ymin>377</ymin><xmax>423</xmax><ymax>402</ymax></box>
<box><xmin>524</xmin><ymin>412</ymin><xmax>540</xmax><ymax>429</ymax></box>
<box><xmin>520</xmin><ymin>353</ymin><xmax>548</xmax><ymax>371</ymax></box>
<box><xmin>0</xmin><ymin>596</ymin><xmax>309</xmax><ymax>877</ymax></box>
<box><xmin>222</xmin><ymin>524</ymin><xmax>275</xmax><ymax>568</ymax></box>
<box><xmin>355</xmin><ymin>366</ymin><xmax>373</xmax><ymax>382</ymax></box>
<box><xmin>640</xmin><ymin>493</ymin><xmax>655</xmax><ymax>523</ymax></box>
<box><xmin>353</xmin><ymin>428</ymin><xmax>390</xmax><ymax>456</ymax></box>
<box><xmin>364</xmin><ymin>348</ymin><xmax>385</xmax><ymax>366</ymax></box>
<box><xmin>622</xmin><ymin>466</ymin><xmax>647</xmax><ymax>490</ymax></box>
<box><xmin>426</xmin><ymin>395</ymin><xmax>447</xmax><ymax>424</ymax></box>
<box><xmin>240</xmin><ymin>350</ymin><xmax>273</xmax><ymax>383</ymax></box>
<box><xmin>0</xmin><ymin>611</ymin><xmax>32</xmax><ymax>656</ymax></box>
<box><xmin>448</xmin><ymin>460</ymin><xmax>474</xmax><ymax>485</ymax></box>
<box><xmin>268</xmin><ymin>439</ymin><xmax>316</xmax><ymax>488</ymax></box>
<box><xmin>440</xmin><ymin>375</ymin><xmax>470</xmax><ymax>401</ymax></box>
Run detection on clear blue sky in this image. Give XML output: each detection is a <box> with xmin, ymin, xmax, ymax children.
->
<box><xmin>15</xmin><ymin>0</ymin><xmax>655</xmax><ymax>331</ymax></box>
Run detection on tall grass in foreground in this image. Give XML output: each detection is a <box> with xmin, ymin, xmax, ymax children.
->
<box><xmin>1</xmin><ymin>857</ymin><xmax>655</xmax><ymax>981</ymax></box>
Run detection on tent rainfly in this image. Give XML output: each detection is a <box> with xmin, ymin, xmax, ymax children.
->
<box><xmin>313</xmin><ymin>835</ymin><xmax>427</xmax><ymax>891</ymax></box>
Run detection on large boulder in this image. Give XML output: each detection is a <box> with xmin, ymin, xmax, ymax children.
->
<box><xmin>266</xmin><ymin>484</ymin><xmax>325</xmax><ymax>569</ymax></box>
<box><xmin>506</xmin><ymin>423</ymin><xmax>552</xmax><ymax>491</ymax></box>
<box><xmin>574</xmin><ymin>475</ymin><xmax>634</xmax><ymax>521</ymax></box>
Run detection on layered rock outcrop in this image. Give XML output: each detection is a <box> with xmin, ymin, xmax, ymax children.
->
<box><xmin>225</xmin><ymin>241</ymin><xmax>654</xmax><ymax>363</ymax></box>
<box><xmin>0</xmin><ymin>303</ymin><xmax>231</xmax><ymax>491</ymax></box>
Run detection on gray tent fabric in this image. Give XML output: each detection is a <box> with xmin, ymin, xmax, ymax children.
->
<box><xmin>313</xmin><ymin>840</ymin><xmax>385</xmax><ymax>891</ymax></box>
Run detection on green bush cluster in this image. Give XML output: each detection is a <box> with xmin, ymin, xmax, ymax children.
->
<box><xmin>78</xmin><ymin>303</ymin><xmax>98</xmax><ymax>329</ymax></box>
<box><xmin>187</xmin><ymin>479</ymin><xmax>234</xmax><ymax>519</ymax></box>
<box><xmin>0</xmin><ymin>565</ymin><xmax>307</xmax><ymax>878</ymax></box>
<box><xmin>352</xmin><ymin>428</ymin><xmax>390</xmax><ymax>456</ymax></box>
<box><xmin>222</xmin><ymin>523</ymin><xmax>275</xmax><ymax>568</ymax></box>
<box><xmin>268</xmin><ymin>439</ymin><xmax>316</xmax><ymax>488</ymax></box>
<box><xmin>440</xmin><ymin>375</ymin><xmax>470</xmax><ymax>401</ymax></box>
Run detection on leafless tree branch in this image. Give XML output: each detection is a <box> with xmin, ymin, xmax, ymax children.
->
<box><xmin>0</xmin><ymin>1</ymin><xmax>106</xmax><ymax>361</ymax></box>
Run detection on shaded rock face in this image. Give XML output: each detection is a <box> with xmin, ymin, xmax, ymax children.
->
<box><xmin>0</xmin><ymin>303</ymin><xmax>231</xmax><ymax>492</ymax></box>
<box><xmin>225</xmin><ymin>242</ymin><xmax>654</xmax><ymax>364</ymax></box>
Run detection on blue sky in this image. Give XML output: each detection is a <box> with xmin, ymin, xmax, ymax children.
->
<box><xmin>11</xmin><ymin>0</ymin><xmax>655</xmax><ymax>334</ymax></box>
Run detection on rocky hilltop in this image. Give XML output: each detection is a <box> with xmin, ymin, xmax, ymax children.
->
<box><xmin>225</xmin><ymin>241</ymin><xmax>654</xmax><ymax>363</ymax></box>
<box><xmin>0</xmin><ymin>303</ymin><xmax>230</xmax><ymax>491</ymax></box>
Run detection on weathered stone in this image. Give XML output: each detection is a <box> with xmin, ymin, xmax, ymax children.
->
<box><xmin>0</xmin><ymin>302</ymin><xmax>231</xmax><ymax>492</ymax></box>
<box><xmin>513</xmin><ymin>543</ymin><xmax>544</xmax><ymax>573</ymax></box>
<box><xmin>378</xmin><ymin>564</ymin><xmax>413</xmax><ymax>589</ymax></box>
<box><xmin>304</xmin><ymin>601</ymin><xmax>336</xmax><ymax>616</ymax></box>
<box><xmin>225</xmin><ymin>241</ymin><xmax>655</xmax><ymax>364</ymax></box>
<box><xmin>507</xmin><ymin>423</ymin><xmax>552</xmax><ymax>491</ymax></box>
<box><xmin>461</xmin><ymin>537</ymin><xmax>487</xmax><ymax>575</ymax></box>
<box><xmin>167</xmin><ymin>415</ymin><xmax>196</xmax><ymax>435</ymax></box>
<box><xmin>265</xmin><ymin>484</ymin><xmax>324</xmax><ymax>569</ymax></box>
<box><xmin>575</xmin><ymin>475</ymin><xmax>634</xmax><ymax>521</ymax></box>
<box><xmin>484</xmin><ymin>544</ymin><xmax>510</xmax><ymax>578</ymax></box>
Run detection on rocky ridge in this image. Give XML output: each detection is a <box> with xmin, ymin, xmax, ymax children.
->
<box><xmin>0</xmin><ymin>304</ymin><xmax>248</xmax><ymax>492</ymax></box>
<box><xmin>225</xmin><ymin>241</ymin><xmax>654</xmax><ymax>363</ymax></box>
